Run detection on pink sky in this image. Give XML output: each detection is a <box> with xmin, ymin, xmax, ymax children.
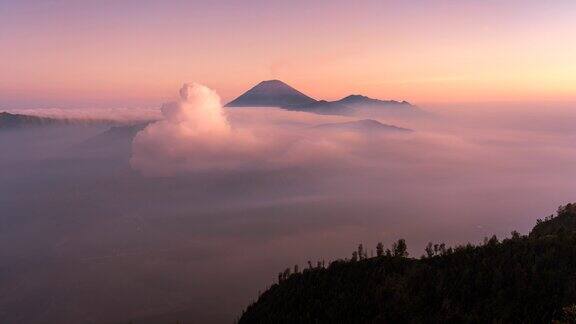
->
<box><xmin>1</xmin><ymin>0</ymin><xmax>575</xmax><ymax>108</ymax></box>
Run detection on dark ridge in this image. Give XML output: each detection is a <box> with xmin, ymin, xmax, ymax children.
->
<box><xmin>80</xmin><ymin>123</ymin><xmax>149</xmax><ymax>148</ymax></box>
<box><xmin>239</xmin><ymin>203</ymin><xmax>576</xmax><ymax>323</ymax></box>
<box><xmin>530</xmin><ymin>203</ymin><xmax>576</xmax><ymax>238</ymax></box>
<box><xmin>0</xmin><ymin>111</ymin><xmax>121</xmax><ymax>129</ymax></box>
<box><xmin>0</xmin><ymin>111</ymin><xmax>71</xmax><ymax>129</ymax></box>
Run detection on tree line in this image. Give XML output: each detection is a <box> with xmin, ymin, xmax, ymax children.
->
<box><xmin>241</xmin><ymin>203</ymin><xmax>576</xmax><ymax>323</ymax></box>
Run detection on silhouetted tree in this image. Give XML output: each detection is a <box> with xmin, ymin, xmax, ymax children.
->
<box><xmin>554</xmin><ymin>305</ymin><xmax>576</xmax><ymax>324</ymax></box>
<box><xmin>392</xmin><ymin>239</ymin><xmax>408</xmax><ymax>257</ymax></box>
<box><xmin>438</xmin><ymin>243</ymin><xmax>446</xmax><ymax>255</ymax></box>
<box><xmin>351</xmin><ymin>251</ymin><xmax>358</xmax><ymax>262</ymax></box>
<box><xmin>488</xmin><ymin>235</ymin><xmax>499</xmax><ymax>246</ymax></box>
<box><xmin>425</xmin><ymin>242</ymin><xmax>434</xmax><ymax>258</ymax></box>
<box><xmin>376</xmin><ymin>242</ymin><xmax>384</xmax><ymax>257</ymax></box>
<box><xmin>241</xmin><ymin>203</ymin><xmax>576</xmax><ymax>324</ymax></box>
<box><xmin>358</xmin><ymin>244</ymin><xmax>365</xmax><ymax>260</ymax></box>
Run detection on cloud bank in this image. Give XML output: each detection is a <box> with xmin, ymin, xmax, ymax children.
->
<box><xmin>130</xmin><ymin>83</ymin><xmax>405</xmax><ymax>176</ymax></box>
<box><xmin>131</xmin><ymin>83</ymin><xmax>268</xmax><ymax>175</ymax></box>
<box><xmin>3</xmin><ymin>85</ymin><xmax>576</xmax><ymax>324</ymax></box>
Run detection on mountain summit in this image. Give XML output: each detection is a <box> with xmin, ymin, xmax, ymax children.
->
<box><xmin>335</xmin><ymin>94</ymin><xmax>412</xmax><ymax>108</ymax></box>
<box><xmin>226</xmin><ymin>80</ymin><xmax>316</xmax><ymax>107</ymax></box>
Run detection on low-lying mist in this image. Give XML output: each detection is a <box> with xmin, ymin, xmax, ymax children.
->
<box><xmin>1</xmin><ymin>85</ymin><xmax>575</xmax><ymax>323</ymax></box>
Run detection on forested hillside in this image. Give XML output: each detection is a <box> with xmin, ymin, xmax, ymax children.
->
<box><xmin>239</xmin><ymin>203</ymin><xmax>576</xmax><ymax>323</ymax></box>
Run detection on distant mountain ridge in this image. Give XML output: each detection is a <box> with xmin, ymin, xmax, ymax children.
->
<box><xmin>0</xmin><ymin>111</ymin><xmax>159</xmax><ymax>131</ymax></box>
<box><xmin>81</xmin><ymin>123</ymin><xmax>149</xmax><ymax>148</ymax></box>
<box><xmin>314</xmin><ymin>119</ymin><xmax>412</xmax><ymax>133</ymax></box>
<box><xmin>226</xmin><ymin>80</ymin><xmax>415</xmax><ymax>116</ymax></box>
<box><xmin>0</xmin><ymin>111</ymin><xmax>66</xmax><ymax>129</ymax></box>
<box><xmin>334</xmin><ymin>94</ymin><xmax>411</xmax><ymax>108</ymax></box>
<box><xmin>0</xmin><ymin>111</ymin><xmax>122</xmax><ymax>129</ymax></box>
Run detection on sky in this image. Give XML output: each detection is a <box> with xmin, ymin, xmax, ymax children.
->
<box><xmin>1</xmin><ymin>0</ymin><xmax>575</xmax><ymax>108</ymax></box>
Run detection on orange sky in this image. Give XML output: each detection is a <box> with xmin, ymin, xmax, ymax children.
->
<box><xmin>1</xmin><ymin>0</ymin><xmax>575</xmax><ymax>108</ymax></box>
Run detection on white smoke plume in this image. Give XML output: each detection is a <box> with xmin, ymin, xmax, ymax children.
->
<box><xmin>130</xmin><ymin>83</ymin><xmax>266</xmax><ymax>175</ymax></box>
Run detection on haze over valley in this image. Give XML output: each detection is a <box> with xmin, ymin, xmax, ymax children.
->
<box><xmin>1</xmin><ymin>79</ymin><xmax>575</xmax><ymax>323</ymax></box>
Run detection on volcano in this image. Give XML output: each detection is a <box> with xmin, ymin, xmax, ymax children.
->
<box><xmin>225</xmin><ymin>80</ymin><xmax>316</xmax><ymax>107</ymax></box>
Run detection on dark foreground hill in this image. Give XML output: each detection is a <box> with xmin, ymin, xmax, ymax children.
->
<box><xmin>239</xmin><ymin>203</ymin><xmax>576</xmax><ymax>323</ymax></box>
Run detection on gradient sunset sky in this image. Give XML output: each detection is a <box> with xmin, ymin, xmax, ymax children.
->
<box><xmin>1</xmin><ymin>0</ymin><xmax>575</xmax><ymax>108</ymax></box>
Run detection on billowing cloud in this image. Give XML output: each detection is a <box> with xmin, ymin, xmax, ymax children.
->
<box><xmin>129</xmin><ymin>83</ymin><xmax>416</xmax><ymax>176</ymax></box>
<box><xmin>130</xmin><ymin>83</ymin><xmax>268</xmax><ymax>175</ymax></box>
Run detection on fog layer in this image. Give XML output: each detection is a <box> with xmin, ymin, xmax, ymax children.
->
<box><xmin>1</xmin><ymin>88</ymin><xmax>575</xmax><ymax>323</ymax></box>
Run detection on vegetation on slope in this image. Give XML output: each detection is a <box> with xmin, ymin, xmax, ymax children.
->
<box><xmin>240</xmin><ymin>203</ymin><xmax>576</xmax><ymax>323</ymax></box>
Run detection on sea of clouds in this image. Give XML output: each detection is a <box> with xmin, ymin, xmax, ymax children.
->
<box><xmin>1</xmin><ymin>84</ymin><xmax>575</xmax><ymax>323</ymax></box>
